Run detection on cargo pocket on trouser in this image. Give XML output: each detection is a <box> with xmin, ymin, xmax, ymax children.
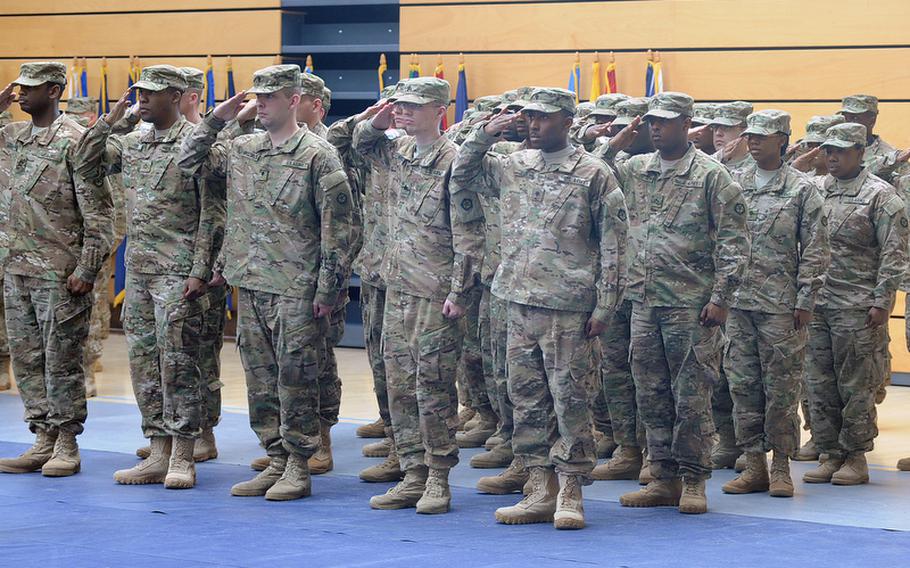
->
<box><xmin>416</xmin><ymin>322</ymin><xmax>461</xmax><ymax>467</ymax></box>
<box><xmin>551</xmin><ymin>338</ymin><xmax>597</xmax><ymax>478</ymax></box>
<box><xmin>842</xmin><ymin>325</ymin><xmax>884</xmax><ymax>451</ymax></box>
<box><xmin>765</xmin><ymin>328</ymin><xmax>807</xmax><ymax>454</ymax></box>
<box><xmin>48</xmin><ymin>291</ymin><xmax>94</xmax><ymax>430</ymax></box>
<box><xmin>681</xmin><ymin>326</ymin><xmax>724</xmax><ymax>475</ymax></box>
<box><xmin>163</xmin><ymin>297</ymin><xmax>207</xmax><ymax>435</ymax></box>
<box><xmin>278</xmin><ymin>310</ymin><xmax>321</xmax><ymax>456</ymax></box>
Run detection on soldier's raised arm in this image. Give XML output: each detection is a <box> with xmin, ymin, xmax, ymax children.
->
<box><xmin>178</xmin><ymin>90</ymin><xmax>248</xmax><ymax>179</ymax></box>
<box><xmin>450</xmin><ymin>110</ymin><xmax>517</xmax><ymax>197</ymax></box>
<box><xmin>75</xmin><ymin>89</ymin><xmax>130</xmax><ymax>183</ymax></box>
<box><xmin>352</xmin><ymin>101</ymin><xmax>398</xmax><ymax>169</ymax></box>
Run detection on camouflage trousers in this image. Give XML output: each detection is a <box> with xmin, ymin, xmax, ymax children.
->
<box><xmin>599</xmin><ymin>300</ymin><xmax>644</xmax><ymax>447</ymax></box>
<box><xmin>383</xmin><ymin>289</ymin><xmax>461</xmax><ymax>472</ymax></box>
<box><xmin>123</xmin><ymin>272</ymin><xmax>208</xmax><ymax>439</ymax></box>
<box><xmin>199</xmin><ymin>285</ymin><xmax>227</xmax><ymax>430</ymax></box>
<box><xmin>0</xmin><ymin>277</ymin><xmax>10</xmax><ymax>389</ymax></box>
<box><xmin>712</xmin><ymin>356</ymin><xmax>736</xmax><ymax>444</ymax></box>
<box><xmin>85</xmin><ymin>254</ymin><xmax>116</xmax><ymax>371</ymax></box>
<box><xmin>360</xmin><ymin>281</ymin><xmax>390</xmax><ymax>427</ymax></box>
<box><xmin>805</xmin><ymin>307</ymin><xmax>884</xmax><ymax>459</ymax></box>
<box><xmin>4</xmin><ymin>274</ymin><xmax>91</xmax><ymax>435</ymax></box>
<box><xmin>630</xmin><ymin>304</ymin><xmax>721</xmax><ymax>482</ymax></box>
<box><xmin>316</xmin><ymin>299</ymin><xmax>346</xmax><ymax>427</ymax></box>
<box><xmin>725</xmin><ymin>310</ymin><xmax>806</xmax><ymax>456</ymax></box>
<box><xmin>479</xmin><ymin>285</ymin><xmax>512</xmax><ymax>444</ymax></box>
<box><xmin>456</xmin><ymin>287</ymin><xmax>492</xmax><ymax>414</ymax></box>
<box><xmin>238</xmin><ymin>287</ymin><xmax>325</xmax><ymax>459</ymax></box>
<box><xmin>508</xmin><ymin>302</ymin><xmax>597</xmax><ymax>479</ymax></box>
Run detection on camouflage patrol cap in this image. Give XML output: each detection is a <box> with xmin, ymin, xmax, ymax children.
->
<box><xmin>838</xmin><ymin>94</ymin><xmax>878</xmax><ymax>115</ymax></box>
<box><xmin>380</xmin><ymin>84</ymin><xmax>398</xmax><ymax>100</ymax></box>
<box><xmin>460</xmin><ymin>109</ymin><xmax>476</xmax><ymax>122</ymax></box>
<box><xmin>495</xmin><ymin>89</ymin><xmax>520</xmax><ymax>111</ymax></box>
<box><xmin>643</xmin><ymin>92</ymin><xmax>694</xmax><ymax>120</ymax></box>
<box><xmin>179</xmin><ymin>67</ymin><xmax>205</xmax><ymax>91</ymax></box>
<box><xmin>132</xmin><ymin>65</ymin><xmax>187</xmax><ymax>92</ymax></box>
<box><xmin>473</xmin><ymin>95</ymin><xmax>502</xmax><ymax>113</ymax></box>
<box><xmin>12</xmin><ymin>61</ymin><xmax>67</xmax><ymax>87</ymax></box>
<box><xmin>821</xmin><ymin>122</ymin><xmax>867</xmax><ymax>149</ymax></box>
<box><xmin>803</xmin><ymin>114</ymin><xmax>845</xmax><ymax>144</ymax></box>
<box><xmin>322</xmin><ymin>87</ymin><xmax>332</xmax><ymax>112</ymax></box>
<box><xmin>710</xmin><ymin>101</ymin><xmax>753</xmax><ymax>127</ymax></box>
<box><xmin>611</xmin><ymin>97</ymin><xmax>650</xmax><ymax>126</ymax></box>
<box><xmin>522</xmin><ymin>88</ymin><xmax>576</xmax><ymax>114</ymax></box>
<box><xmin>300</xmin><ymin>72</ymin><xmax>325</xmax><ymax>98</ymax></box>
<box><xmin>248</xmin><ymin>64</ymin><xmax>301</xmax><ymax>94</ymax></box>
<box><xmin>65</xmin><ymin>97</ymin><xmax>97</xmax><ymax>115</ymax></box>
<box><xmin>394</xmin><ymin>77</ymin><xmax>451</xmax><ymax>106</ymax></box>
<box><xmin>691</xmin><ymin>102</ymin><xmax>719</xmax><ymax>126</ymax></box>
<box><xmin>742</xmin><ymin>109</ymin><xmax>791</xmax><ymax>136</ymax></box>
<box><xmin>591</xmin><ymin>93</ymin><xmax>631</xmax><ymax>117</ymax></box>
<box><xmin>503</xmin><ymin>87</ymin><xmax>535</xmax><ymax>111</ymax></box>
<box><xmin>575</xmin><ymin>102</ymin><xmax>595</xmax><ymax>118</ymax></box>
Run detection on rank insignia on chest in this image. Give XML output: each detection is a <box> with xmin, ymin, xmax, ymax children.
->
<box><xmin>461</xmin><ymin>198</ymin><xmax>474</xmax><ymax>211</ymax></box>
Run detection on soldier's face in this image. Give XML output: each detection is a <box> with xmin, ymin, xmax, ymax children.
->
<box><xmin>841</xmin><ymin>112</ymin><xmax>875</xmax><ymax>137</ymax></box>
<box><xmin>747</xmin><ymin>133</ymin><xmax>786</xmax><ymax>164</ymax></box>
<box><xmin>514</xmin><ymin>112</ymin><xmax>529</xmax><ymax>141</ymax></box>
<box><xmin>713</xmin><ymin>124</ymin><xmax>745</xmax><ymax>148</ymax></box>
<box><xmin>137</xmin><ymin>88</ymin><xmax>179</xmax><ymax>124</ymax></box>
<box><xmin>17</xmin><ymin>83</ymin><xmax>58</xmax><ymax>116</ymax></box>
<box><xmin>523</xmin><ymin>110</ymin><xmax>571</xmax><ymax>152</ymax></box>
<box><xmin>825</xmin><ymin>145</ymin><xmax>864</xmax><ymax>179</ymax></box>
<box><xmin>256</xmin><ymin>90</ymin><xmax>299</xmax><ymax>129</ymax></box>
<box><xmin>392</xmin><ymin>102</ymin><xmax>444</xmax><ymax>134</ymax></box>
<box><xmin>295</xmin><ymin>95</ymin><xmax>321</xmax><ymax>126</ymax></box>
<box><xmin>179</xmin><ymin>90</ymin><xmax>201</xmax><ymax>118</ymax></box>
<box><xmin>647</xmin><ymin>116</ymin><xmax>689</xmax><ymax>151</ymax></box>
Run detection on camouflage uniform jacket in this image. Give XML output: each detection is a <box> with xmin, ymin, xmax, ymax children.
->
<box><xmin>731</xmin><ymin>163</ymin><xmax>830</xmax><ymax>314</ymax></box>
<box><xmin>0</xmin><ymin>113</ymin><xmax>112</xmax><ymax>282</ymax></box>
<box><xmin>453</xmin><ymin>128</ymin><xmax>628</xmax><ymax>322</ymax></box>
<box><xmin>818</xmin><ymin>167</ymin><xmax>908</xmax><ymax>310</ymax></box>
<box><xmin>479</xmin><ymin>139</ymin><xmax>524</xmax><ymax>286</ymax></box>
<box><xmin>77</xmin><ymin>117</ymin><xmax>224</xmax><ymax>280</ymax></box>
<box><xmin>614</xmin><ymin>143</ymin><xmax>750</xmax><ymax>308</ymax></box>
<box><xmin>354</xmin><ymin>124</ymin><xmax>483</xmax><ymax>306</ymax></box>
<box><xmin>178</xmin><ymin>115</ymin><xmax>354</xmax><ymax>305</ymax></box>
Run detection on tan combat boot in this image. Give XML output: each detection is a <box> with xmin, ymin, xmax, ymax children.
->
<box><xmin>592</xmin><ymin>445</ymin><xmax>643</xmax><ymax>481</ymax></box>
<box><xmin>360</xmin><ymin>452</ymin><xmax>404</xmax><ymax>483</ymax></box>
<box><xmin>370</xmin><ymin>465</ymin><xmax>428</xmax><ymax>509</ymax></box>
<box><xmin>416</xmin><ymin>468</ymin><xmax>451</xmax><ymax>514</ymax></box>
<box><xmin>250</xmin><ymin>455</ymin><xmax>271</xmax><ymax>471</ymax></box>
<box><xmin>477</xmin><ymin>457</ymin><xmax>529</xmax><ymax>494</ymax></box>
<box><xmin>470</xmin><ymin>443</ymin><xmax>514</xmax><ymax>469</ymax></box>
<box><xmin>41</xmin><ymin>430</ymin><xmax>81</xmax><ymax>477</ymax></box>
<box><xmin>494</xmin><ymin>466</ymin><xmax>559</xmax><ymax>525</ymax></box>
<box><xmin>0</xmin><ymin>360</ymin><xmax>12</xmax><ymax>391</ymax></box>
<box><xmin>639</xmin><ymin>460</ymin><xmax>655</xmax><ymax>485</ymax></box>
<box><xmin>164</xmin><ymin>436</ymin><xmax>196</xmax><ymax>489</ymax></box>
<box><xmin>265</xmin><ymin>453</ymin><xmax>312</xmax><ymax>501</ymax></box>
<box><xmin>0</xmin><ymin>429</ymin><xmax>57</xmax><ymax>473</ymax></box>
<box><xmin>554</xmin><ymin>473</ymin><xmax>585</xmax><ymax>530</ymax></box>
<box><xmin>484</xmin><ymin>434</ymin><xmax>504</xmax><ymax>451</ymax></box>
<box><xmin>231</xmin><ymin>456</ymin><xmax>286</xmax><ymax>496</ymax></box>
<box><xmin>356</xmin><ymin>418</ymin><xmax>386</xmax><ymax>438</ymax></box>
<box><xmin>455</xmin><ymin>408</ymin><xmax>498</xmax><ymax>448</ymax></box>
<box><xmin>733</xmin><ymin>453</ymin><xmax>749</xmax><ymax>473</ymax></box>
<box><xmin>710</xmin><ymin>429</ymin><xmax>741</xmax><ymax>470</ymax></box>
<box><xmin>722</xmin><ymin>452</ymin><xmax>769</xmax><ymax>494</ymax></box>
<box><xmin>308</xmin><ymin>422</ymin><xmax>333</xmax><ymax>475</ymax></box>
<box><xmin>897</xmin><ymin>457</ymin><xmax>910</xmax><ymax>471</ymax></box>
<box><xmin>457</xmin><ymin>407</ymin><xmax>477</xmax><ymax>431</ymax></box>
<box><xmin>620</xmin><ymin>478</ymin><xmax>682</xmax><ymax>508</ymax></box>
<box><xmin>84</xmin><ymin>365</ymin><xmax>97</xmax><ymax>399</ymax></box>
<box><xmin>362</xmin><ymin>437</ymin><xmax>392</xmax><ymax>458</ymax></box>
<box><xmin>769</xmin><ymin>451</ymin><xmax>794</xmax><ymax>497</ymax></box>
<box><xmin>679</xmin><ymin>478</ymin><xmax>707</xmax><ymax>514</ymax></box>
<box><xmin>803</xmin><ymin>456</ymin><xmax>845</xmax><ymax>483</ymax></box>
<box><xmin>793</xmin><ymin>436</ymin><xmax>820</xmax><ymax>462</ymax></box>
<box><xmin>831</xmin><ymin>452</ymin><xmax>869</xmax><ymax>486</ymax></box>
<box><xmin>594</xmin><ymin>430</ymin><xmax>617</xmax><ymax>460</ymax></box>
<box><xmin>115</xmin><ymin>436</ymin><xmax>171</xmax><ymax>485</ymax></box>
<box><xmin>193</xmin><ymin>428</ymin><xmax>218</xmax><ymax>462</ymax></box>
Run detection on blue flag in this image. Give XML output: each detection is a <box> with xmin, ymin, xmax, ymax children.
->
<box><xmin>112</xmin><ymin>237</ymin><xmax>127</xmax><ymax>307</ymax></box>
<box><xmin>454</xmin><ymin>63</ymin><xmax>468</xmax><ymax>123</ymax></box>
<box><xmin>205</xmin><ymin>64</ymin><xmax>216</xmax><ymax>112</ymax></box>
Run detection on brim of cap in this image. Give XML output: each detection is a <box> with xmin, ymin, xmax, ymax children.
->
<box><xmin>836</xmin><ymin>106</ymin><xmax>875</xmax><ymax>115</ymax></box>
<box><xmin>709</xmin><ymin>117</ymin><xmax>744</xmax><ymax>127</ymax></box>
<box><xmin>508</xmin><ymin>100</ymin><xmax>529</xmax><ymax>110</ymax></box>
<box><xmin>590</xmin><ymin>109</ymin><xmax>618</xmax><ymax>118</ymax></box>
<box><xmin>394</xmin><ymin>94</ymin><xmax>439</xmax><ymax>105</ymax></box>
<box><xmin>742</xmin><ymin>126</ymin><xmax>787</xmax><ymax>136</ymax></box>
<box><xmin>132</xmin><ymin>80</ymin><xmax>169</xmax><ymax>92</ymax></box>
<box><xmin>820</xmin><ymin>138</ymin><xmax>857</xmax><ymax>148</ymax></box>
<box><xmin>690</xmin><ymin>116</ymin><xmax>712</xmax><ymax>125</ymax></box>
<box><xmin>802</xmin><ymin>133</ymin><xmax>826</xmax><ymax>144</ymax></box>
<box><xmin>522</xmin><ymin>102</ymin><xmax>565</xmax><ymax>114</ymax></box>
<box><xmin>248</xmin><ymin>85</ymin><xmax>286</xmax><ymax>94</ymax></box>
<box><xmin>643</xmin><ymin>109</ymin><xmax>683</xmax><ymax>120</ymax></box>
<box><xmin>12</xmin><ymin>76</ymin><xmax>48</xmax><ymax>87</ymax></box>
<box><xmin>611</xmin><ymin>116</ymin><xmax>636</xmax><ymax>126</ymax></box>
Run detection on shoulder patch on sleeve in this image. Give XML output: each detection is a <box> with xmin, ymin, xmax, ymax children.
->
<box><xmin>882</xmin><ymin>195</ymin><xmax>905</xmax><ymax>217</ymax></box>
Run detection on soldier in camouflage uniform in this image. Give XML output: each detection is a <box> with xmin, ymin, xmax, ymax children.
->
<box><xmin>297</xmin><ymin>73</ymin><xmax>328</xmax><ymax>138</ymax></box>
<box><xmin>803</xmin><ymin>123</ymin><xmax>909</xmax><ymax>486</ymax></box>
<box><xmin>77</xmin><ymin>65</ymin><xmax>225</xmax><ymax>489</ymax></box>
<box><xmin>569</xmin><ymin>93</ymin><xmax>630</xmax><ymax>151</ymax></box>
<box><xmin>607</xmin><ymin>92</ymin><xmax>750</xmax><ymax>515</ymax></box>
<box><xmin>0</xmin><ymin>62</ymin><xmax>114</xmax><ymax>477</ymax></box>
<box><xmin>179</xmin><ymin>64</ymin><xmax>354</xmax><ymax>501</ymax></box>
<box><xmin>446</xmin><ymin>95</ymin><xmax>501</xmax><ymax>147</ymax></box>
<box><xmin>720</xmin><ymin>110</ymin><xmax>830</xmax><ymax>498</ymax></box>
<box><xmin>689</xmin><ymin>102</ymin><xmax>718</xmax><ymax>155</ymax></box>
<box><xmin>0</xmin><ymin>109</ymin><xmax>17</xmax><ymax>392</ymax></box>
<box><xmin>454</xmin><ymin>87</ymin><xmax>629</xmax><ymax>530</ymax></box>
<box><xmin>354</xmin><ymin>77</ymin><xmax>484</xmax><ymax>515</ymax></box>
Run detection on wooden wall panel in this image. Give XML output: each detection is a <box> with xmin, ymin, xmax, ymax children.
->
<box><xmin>401</xmin><ymin>0</ymin><xmax>910</xmax><ymax>52</ymax></box>
<box><xmin>0</xmin><ymin>1</ymin><xmax>278</xmax><ymax>14</ymax></box>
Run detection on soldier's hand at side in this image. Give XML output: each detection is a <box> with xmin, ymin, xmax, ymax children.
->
<box><xmin>370</xmin><ymin>102</ymin><xmax>395</xmax><ymax>130</ymax></box>
<box><xmin>699</xmin><ymin>302</ymin><xmax>728</xmax><ymax>327</ymax></box>
<box><xmin>66</xmin><ymin>274</ymin><xmax>94</xmax><ymax>296</ymax></box>
<box><xmin>236</xmin><ymin>100</ymin><xmax>258</xmax><ymax>125</ymax></box>
<box><xmin>213</xmin><ymin>90</ymin><xmax>248</xmax><ymax>121</ymax></box>
<box><xmin>183</xmin><ymin>277</ymin><xmax>208</xmax><ymax>301</ymax></box>
<box><xmin>482</xmin><ymin>108</ymin><xmax>519</xmax><ymax>137</ymax></box>
<box><xmin>103</xmin><ymin>90</ymin><xmax>131</xmax><ymax>126</ymax></box>
<box><xmin>0</xmin><ymin>83</ymin><xmax>17</xmax><ymax>114</ymax></box>
<box><xmin>896</xmin><ymin>148</ymin><xmax>910</xmax><ymax>164</ymax></box>
<box><xmin>585</xmin><ymin>316</ymin><xmax>606</xmax><ymax>338</ymax></box>
<box><xmin>791</xmin><ymin>147</ymin><xmax>820</xmax><ymax>172</ymax></box>
<box><xmin>866</xmin><ymin>307</ymin><xmax>889</xmax><ymax>328</ymax></box>
<box><xmin>442</xmin><ymin>299</ymin><xmax>466</xmax><ymax>320</ymax></box>
<box><xmin>607</xmin><ymin>116</ymin><xmax>642</xmax><ymax>153</ymax></box>
<box><xmin>208</xmin><ymin>272</ymin><xmax>226</xmax><ymax>288</ymax></box>
<box><xmin>313</xmin><ymin>301</ymin><xmax>333</xmax><ymax>319</ymax></box>
<box><xmin>793</xmin><ymin>309</ymin><xmax>812</xmax><ymax>330</ymax></box>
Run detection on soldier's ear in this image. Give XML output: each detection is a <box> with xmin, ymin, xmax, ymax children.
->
<box><xmin>47</xmin><ymin>82</ymin><xmax>63</xmax><ymax>101</ymax></box>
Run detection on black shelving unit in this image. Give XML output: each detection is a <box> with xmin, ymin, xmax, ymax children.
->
<box><xmin>282</xmin><ymin>0</ymin><xmax>400</xmax><ymax>346</ymax></box>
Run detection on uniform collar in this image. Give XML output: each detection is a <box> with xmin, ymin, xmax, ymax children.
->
<box><xmin>140</xmin><ymin>116</ymin><xmax>189</xmax><ymax>144</ymax></box>
<box><xmin>252</xmin><ymin>124</ymin><xmax>309</xmax><ymax>155</ymax></box>
<box><xmin>527</xmin><ymin>143</ymin><xmax>586</xmax><ymax>174</ymax></box>
<box><xmin>398</xmin><ymin>134</ymin><xmax>450</xmax><ymax>168</ymax></box>
<box><xmin>17</xmin><ymin>112</ymin><xmax>67</xmax><ymax>146</ymax></box>
<box><xmin>825</xmin><ymin>167</ymin><xmax>869</xmax><ymax>197</ymax></box>
<box><xmin>741</xmin><ymin>163</ymin><xmax>788</xmax><ymax>195</ymax></box>
<box><xmin>644</xmin><ymin>143</ymin><xmax>699</xmax><ymax>178</ymax></box>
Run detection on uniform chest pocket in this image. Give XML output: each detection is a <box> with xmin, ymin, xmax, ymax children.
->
<box><xmin>830</xmin><ymin>200</ymin><xmax>872</xmax><ymax>240</ymax></box>
<box><xmin>135</xmin><ymin>156</ymin><xmax>175</xmax><ymax>192</ymax></box>
<box><xmin>269</xmin><ymin>165</ymin><xmax>308</xmax><ymax>215</ymax></box>
<box><xmin>755</xmin><ymin>199</ymin><xmax>797</xmax><ymax>236</ymax></box>
<box><xmin>661</xmin><ymin>181</ymin><xmax>696</xmax><ymax>227</ymax></box>
<box><xmin>411</xmin><ymin>177</ymin><xmax>445</xmax><ymax>226</ymax></box>
<box><xmin>16</xmin><ymin>158</ymin><xmax>49</xmax><ymax>196</ymax></box>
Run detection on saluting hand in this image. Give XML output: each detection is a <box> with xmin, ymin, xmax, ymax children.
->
<box><xmin>0</xmin><ymin>83</ymin><xmax>17</xmax><ymax>114</ymax></box>
<box><xmin>791</xmin><ymin>147</ymin><xmax>821</xmax><ymax>173</ymax></box>
<box><xmin>103</xmin><ymin>90</ymin><xmax>132</xmax><ymax>126</ymax></box>
<box><xmin>213</xmin><ymin>90</ymin><xmax>249</xmax><ymax>122</ymax></box>
<box><xmin>482</xmin><ymin>108</ymin><xmax>519</xmax><ymax>137</ymax></box>
<box><xmin>607</xmin><ymin>116</ymin><xmax>643</xmax><ymax>153</ymax></box>
<box><xmin>370</xmin><ymin>101</ymin><xmax>396</xmax><ymax>130</ymax></box>
<box><xmin>356</xmin><ymin>100</ymin><xmax>387</xmax><ymax>123</ymax></box>
<box><xmin>687</xmin><ymin>124</ymin><xmax>709</xmax><ymax>142</ymax></box>
<box><xmin>236</xmin><ymin>99</ymin><xmax>258</xmax><ymax>124</ymax></box>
